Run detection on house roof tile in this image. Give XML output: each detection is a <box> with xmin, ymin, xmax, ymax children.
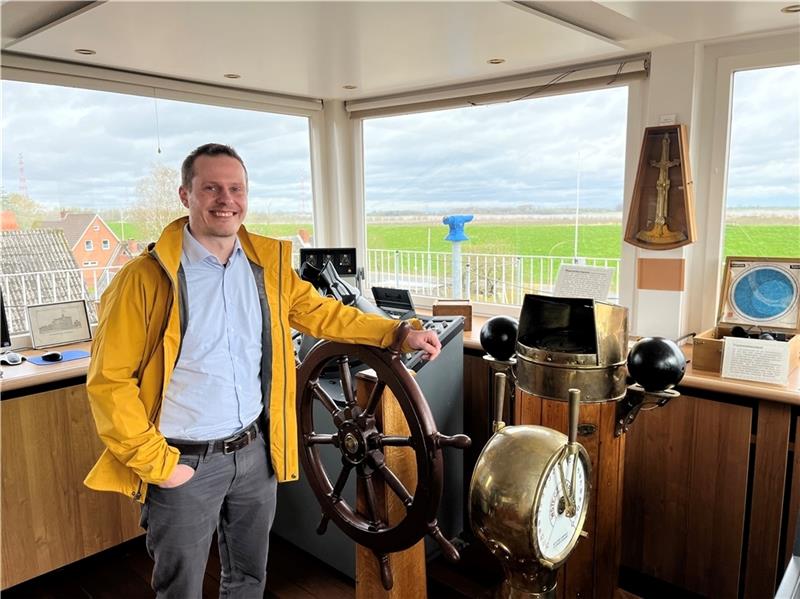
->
<box><xmin>40</xmin><ymin>213</ymin><xmax>99</xmax><ymax>248</ymax></box>
<box><xmin>1</xmin><ymin>229</ymin><xmax>96</xmax><ymax>334</ymax></box>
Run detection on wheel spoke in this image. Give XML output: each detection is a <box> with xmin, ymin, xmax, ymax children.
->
<box><xmin>372</xmin><ymin>457</ymin><xmax>413</xmax><ymax>508</ymax></box>
<box><xmin>337</xmin><ymin>356</ymin><xmax>356</xmax><ymax>407</ymax></box>
<box><xmin>364</xmin><ymin>380</ymin><xmax>387</xmax><ymax>416</ymax></box>
<box><xmin>310</xmin><ymin>382</ymin><xmax>339</xmax><ymax>415</ymax></box>
<box><xmin>357</xmin><ymin>465</ymin><xmax>381</xmax><ymax>529</ymax></box>
<box><xmin>378</xmin><ymin>435</ymin><xmax>413</xmax><ymax>447</ymax></box>
<box><xmin>316</xmin><ymin>513</ymin><xmax>329</xmax><ymax>535</ymax></box>
<box><xmin>376</xmin><ymin>552</ymin><xmax>393</xmax><ymax>591</ymax></box>
<box><xmin>306</xmin><ymin>434</ymin><xmax>337</xmax><ymax>446</ymax></box>
<box><xmin>330</xmin><ymin>462</ymin><xmax>353</xmax><ymax>503</ymax></box>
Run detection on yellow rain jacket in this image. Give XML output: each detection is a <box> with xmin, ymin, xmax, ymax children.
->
<box><xmin>85</xmin><ymin>217</ymin><xmax>410</xmax><ymax>502</ymax></box>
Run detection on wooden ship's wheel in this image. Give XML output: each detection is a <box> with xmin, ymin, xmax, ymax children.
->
<box><xmin>295</xmin><ymin>324</ymin><xmax>470</xmax><ymax>590</ymax></box>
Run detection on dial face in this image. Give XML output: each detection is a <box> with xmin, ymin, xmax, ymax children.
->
<box><xmin>534</xmin><ymin>451</ymin><xmax>588</xmax><ymax>563</ymax></box>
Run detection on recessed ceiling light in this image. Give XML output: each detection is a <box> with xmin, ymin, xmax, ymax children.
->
<box><xmin>224</xmin><ymin>73</ymin><xmax>241</xmax><ymax>79</ymax></box>
<box><xmin>343</xmin><ymin>85</ymin><xmax>358</xmax><ymax>90</ymax></box>
<box><xmin>781</xmin><ymin>4</ymin><xmax>800</xmax><ymax>12</ymax></box>
<box><xmin>74</xmin><ymin>48</ymin><xmax>96</xmax><ymax>55</ymax></box>
<box><xmin>487</xmin><ymin>58</ymin><xmax>506</xmax><ymax>65</ymax></box>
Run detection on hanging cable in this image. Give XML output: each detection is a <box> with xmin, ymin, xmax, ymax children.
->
<box><xmin>152</xmin><ymin>88</ymin><xmax>162</xmax><ymax>154</ymax></box>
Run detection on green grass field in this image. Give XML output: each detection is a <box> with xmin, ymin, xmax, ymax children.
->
<box><xmin>107</xmin><ymin>221</ymin><xmax>799</xmax><ymax>259</ymax></box>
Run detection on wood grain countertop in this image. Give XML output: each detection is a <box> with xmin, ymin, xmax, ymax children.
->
<box><xmin>2</xmin><ymin>317</ymin><xmax>798</xmax><ymax>404</ymax></box>
<box><xmin>1</xmin><ymin>342</ymin><xmax>92</xmax><ymax>394</ymax></box>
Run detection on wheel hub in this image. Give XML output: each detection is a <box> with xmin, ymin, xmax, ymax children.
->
<box><xmin>338</xmin><ymin>421</ymin><xmax>368</xmax><ymax>465</ymax></box>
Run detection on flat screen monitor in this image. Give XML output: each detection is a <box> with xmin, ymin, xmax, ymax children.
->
<box><xmin>1</xmin><ymin>290</ymin><xmax>11</xmax><ymax>349</ymax></box>
<box><xmin>299</xmin><ymin>248</ymin><xmax>357</xmax><ymax>276</ymax></box>
<box><xmin>371</xmin><ymin>287</ymin><xmax>416</xmax><ymax>319</ymax></box>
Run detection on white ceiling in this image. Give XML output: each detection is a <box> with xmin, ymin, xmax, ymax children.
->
<box><xmin>2</xmin><ymin>0</ymin><xmax>798</xmax><ymax>101</ymax></box>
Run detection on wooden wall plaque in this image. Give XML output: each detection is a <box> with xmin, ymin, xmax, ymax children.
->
<box><xmin>625</xmin><ymin>124</ymin><xmax>696</xmax><ymax>251</ymax></box>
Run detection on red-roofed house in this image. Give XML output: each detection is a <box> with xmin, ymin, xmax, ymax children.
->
<box><xmin>1</xmin><ymin>211</ymin><xmax>19</xmax><ymax>231</ymax></box>
<box><xmin>40</xmin><ymin>213</ymin><xmax>133</xmax><ymax>291</ymax></box>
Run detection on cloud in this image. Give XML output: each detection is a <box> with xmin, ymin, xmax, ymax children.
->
<box><xmin>1</xmin><ymin>80</ymin><xmax>312</xmax><ymax>214</ymax></box>
<box><xmin>2</xmin><ymin>64</ymin><xmax>798</xmax><ymax>216</ymax></box>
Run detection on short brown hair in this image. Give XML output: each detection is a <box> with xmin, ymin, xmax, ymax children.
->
<box><xmin>181</xmin><ymin>143</ymin><xmax>248</xmax><ymax>189</ymax></box>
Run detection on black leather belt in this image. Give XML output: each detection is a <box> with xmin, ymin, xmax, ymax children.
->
<box><xmin>168</xmin><ymin>420</ymin><xmax>261</xmax><ymax>456</ymax></box>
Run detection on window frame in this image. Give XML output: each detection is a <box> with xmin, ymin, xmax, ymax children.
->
<box><xmin>1</xmin><ymin>59</ymin><xmax>321</xmax><ymax>343</ymax></box>
<box><xmin>354</xmin><ymin>79</ymin><xmax>640</xmax><ymax>316</ymax></box>
<box><xmin>697</xmin><ymin>44</ymin><xmax>799</xmax><ymax>330</ymax></box>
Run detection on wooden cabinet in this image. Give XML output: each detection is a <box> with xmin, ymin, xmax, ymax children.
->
<box><xmin>622</xmin><ymin>391</ymin><xmax>793</xmax><ymax>598</ymax></box>
<box><xmin>1</xmin><ymin>384</ymin><xmax>142</xmax><ymax>589</ymax></box>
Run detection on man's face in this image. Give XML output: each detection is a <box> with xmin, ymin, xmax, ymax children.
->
<box><xmin>179</xmin><ymin>154</ymin><xmax>248</xmax><ymax>242</ymax></box>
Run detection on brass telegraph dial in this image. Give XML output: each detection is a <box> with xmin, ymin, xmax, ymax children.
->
<box><xmin>470</xmin><ymin>378</ymin><xmax>591</xmax><ymax>597</ymax></box>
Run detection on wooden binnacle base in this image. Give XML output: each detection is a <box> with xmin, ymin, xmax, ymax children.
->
<box><xmin>515</xmin><ymin>390</ymin><xmax>626</xmax><ymax>599</ymax></box>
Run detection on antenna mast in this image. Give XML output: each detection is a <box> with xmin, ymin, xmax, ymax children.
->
<box><xmin>18</xmin><ymin>154</ymin><xmax>28</xmax><ymax>198</ymax></box>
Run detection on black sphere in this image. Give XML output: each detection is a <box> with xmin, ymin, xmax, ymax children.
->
<box><xmin>627</xmin><ymin>337</ymin><xmax>686</xmax><ymax>392</ymax></box>
<box><xmin>480</xmin><ymin>316</ymin><xmax>519</xmax><ymax>361</ymax></box>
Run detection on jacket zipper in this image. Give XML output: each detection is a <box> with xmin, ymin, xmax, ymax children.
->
<box><xmin>278</xmin><ymin>243</ymin><xmax>289</xmax><ymax>479</ymax></box>
<box><xmin>132</xmin><ymin>480</ymin><xmax>143</xmax><ymax>501</ymax></box>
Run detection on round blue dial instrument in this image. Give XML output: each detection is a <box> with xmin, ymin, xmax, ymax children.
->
<box><xmin>731</xmin><ymin>266</ymin><xmax>797</xmax><ymax>322</ymax></box>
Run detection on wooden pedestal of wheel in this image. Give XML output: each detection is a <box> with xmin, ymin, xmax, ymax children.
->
<box><xmin>355</xmin><ymin>372</ymin><xmax>426</xmax><ymax>599</ymax></box>
<box><xmin>516</xmin><ymin>389</ymin><xmax>626</xmax><ymax>599</ymax></box>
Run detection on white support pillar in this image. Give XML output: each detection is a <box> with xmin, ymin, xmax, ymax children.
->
<box><xmin>627</xmin><ymin>42</ymin><xmax>702</xmax><ymax>340</ymax></box>
<box><xmin>309</xmin><ymin>100</ymin><xmax>364</xmax><ymax>253</ymax></box>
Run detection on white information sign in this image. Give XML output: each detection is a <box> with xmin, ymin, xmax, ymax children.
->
<box><xmin>721</xmin><ymin>336</ymin><xmax>790</xmax><ymax>386</ymax></box>
<box><xmin>554</xmin><ymin>264</ymin><xmax>614</xmax><ymax>302</ymax></box>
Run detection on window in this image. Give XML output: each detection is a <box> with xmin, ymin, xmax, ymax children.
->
<box><xmin>82</xmin><ymin>261</ymin><xmax>98</xmax><ymax>267</ymax></box>
<box><xmin>1</xmin><ymin>78</ymin><xmax>313</xmax><ymax>334</ymax></box>
<box><xmin>723</xmin><ymin>64</ymin><xmax>799</xmax><ymax>258</ymax></box>
<box><xmin>362</xmin><ymin>86</ymin><xmax>628</xmax><ymax>305</ymax></box>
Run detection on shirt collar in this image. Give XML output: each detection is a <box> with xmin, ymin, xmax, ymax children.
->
<box><xmin>182</xmin><ymin>224</ymin><xmax>243</xmax><ymax>266</ymax></box>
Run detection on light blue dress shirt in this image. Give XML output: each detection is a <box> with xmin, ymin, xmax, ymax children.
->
<box><xmin>159</xmin><ymin>226</ymin><xmax>263</xmax><ymax>440</ymax></box>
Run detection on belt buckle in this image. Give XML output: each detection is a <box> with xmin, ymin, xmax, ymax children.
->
<box><xmin>223</xmin><ymin>431</ymin><xmax>248</xmax><ymax>454</ymax></box>
<box><xmin>222</xmin><ymin>425</ymin><xmax>256</xmax><ymax>454</ymax></box>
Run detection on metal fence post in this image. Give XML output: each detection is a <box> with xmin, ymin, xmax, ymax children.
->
<box><xmin>465</xmin><ymin>260</ymin><xmax>471</xmax><ymax>300</ymax></box>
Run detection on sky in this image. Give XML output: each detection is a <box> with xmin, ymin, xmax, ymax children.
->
<box><xmin>1</xmin><ymin>63</ymin><xmax>798</xmax><ymax>217</ymax></box>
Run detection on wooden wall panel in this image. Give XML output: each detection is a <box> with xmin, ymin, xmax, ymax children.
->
<box><xmin>1</xmin><ymin>385</ymin><xmax>142</xmax><ymax>589</ymax></box>
<box><xmin>622</xmin><ymin>394</ymin><xmax>751</xmax><ymax>598</ymax></box>
<box><xmin>744</xmin><ymin>401</ymin><xmax>791</xmax><ymax>599</ymax></box>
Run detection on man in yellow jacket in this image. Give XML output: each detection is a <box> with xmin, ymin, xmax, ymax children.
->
<box><xmin>85</xmin><ymin>143</ymin><xmax>440</xmax><ymax>598</ymax></box>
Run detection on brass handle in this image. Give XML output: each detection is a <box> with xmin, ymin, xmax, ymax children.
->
<box><xmin>493</xmin><ymin>372</ymin><xmax>507</xmax><ymax>432</ymax></box>
<box><xmin>568</xmin><ymin>388</ymin><xmax>580</xmax><ymax>446</ymax></box>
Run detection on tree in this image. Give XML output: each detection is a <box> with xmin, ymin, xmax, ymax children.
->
<box><xmin>0</xmin><ymin>191</ymin><xmax>46</xmax><ymax>229</ymax></box>
<box><xmin>129</xmin><ymin>164</ymin><xmax>185</xmax><ymax>243</ymax></box>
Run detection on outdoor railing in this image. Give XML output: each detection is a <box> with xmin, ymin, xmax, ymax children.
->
<box><xmin>1</xmin><ymin>250</ymin><xmax>620</xmax><ymax>334</ymax></box>
<box><xmin>1</xmin><ymin>265</ymin><xmax>122</xmax><ymax>334</ymax></box>
<box><xmin>367</xmin><ymin>249</ymin><xmax>620</xmax><ymax>305</ymax></box>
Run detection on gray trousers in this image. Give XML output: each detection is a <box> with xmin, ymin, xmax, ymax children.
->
<box><xmin>140</xmin><ymin>433</ymin><xmax>277</xmax><ymax>599</ymax></box>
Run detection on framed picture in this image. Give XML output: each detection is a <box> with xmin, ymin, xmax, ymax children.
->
<box><xmin>27</xmin><ymin>300</ymin><xmax>92</xmax><ymax>349</ymax></box>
